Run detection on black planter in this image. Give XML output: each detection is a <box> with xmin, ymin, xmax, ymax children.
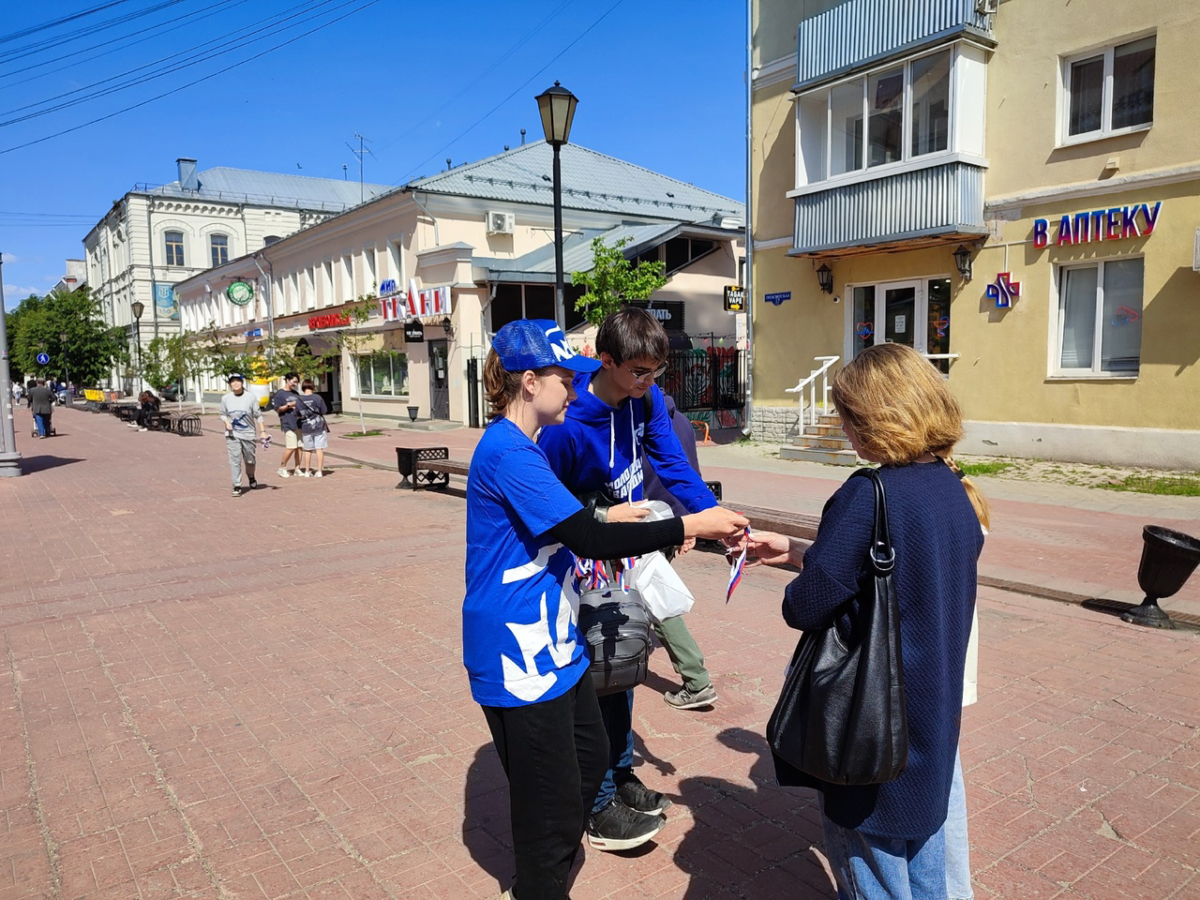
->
<box><xmin>1122</xmin><ymin>525</ymin><xmax>1200</xmax><ymax>629</ymax></box>
<box><xmin>407</xmin><ymin>405</ymin><xmax>419</xmax><ymax>422</ymax></box>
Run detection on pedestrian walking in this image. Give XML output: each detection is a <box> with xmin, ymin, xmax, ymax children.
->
<box><xmin>219</xmin><ymin>373</ymin><xmax>267</xmax><ymax>496</ymax></box>
<box><xmin>28</xmin><ymin>379</ymin><xmax>54</xmax><ymax>439</ymax></box>
<box><xmin>464</xmin><ymin>318</ymin><xmax>746</xmax><ymax>900</ymax></box>
<box><xmin>11</xmin><ymin>381</ymin><xmax>22</xmax><ymax>407</ymax></box>
<box><xmin>295</xmin><ymin>380</ymin><xmax>329</xmax><ymax>477</ymax></box>
<box><xmin>272</xmin><ymin>372</ymin><xmax>302</xmax><ymax>477</ymax></box>
<box><xmin>749</xmin><ymin>343</ymin><xmax>989</xmax><ymax>900</ymax></box>
<box><xmin>538</xmin><ymin>308</ymin><xmax>728</xmax><ymax>851</ymax></box>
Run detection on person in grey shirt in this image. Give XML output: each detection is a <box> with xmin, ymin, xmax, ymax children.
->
<box><xmin>219</xmin><ymin>373</ymin><xmax>267</xmax><ymax>496</ymax></box>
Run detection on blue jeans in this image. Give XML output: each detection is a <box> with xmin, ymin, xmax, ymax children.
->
<box><xmin>945</xmin><ymin>750</ymin><xmax>973</xmax><ymax>900</ymax></box>
<box><xmin>33</xmin><ymin>413</ymin><xmax>49</xmax><ymax>437</ymax></box>
<box><xmin>591</xmin><ymin>689</ymin><xmax>634</xmax><ymax>813</ymax></box>
<box><xmin>820</xmin><ymin>796</ymin><xmax>948</xmax><ymax>900</ymax></box>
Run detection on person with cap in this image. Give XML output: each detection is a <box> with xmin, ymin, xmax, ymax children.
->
<box><xmin>464</xmin><ymin>319</ymin><xmax>747</xmax><ymax>900</ymax></box>
<box><xmin>219</xmin><ymin>373</ymin><xmax>267</xmax><ymax>496</ymax></box>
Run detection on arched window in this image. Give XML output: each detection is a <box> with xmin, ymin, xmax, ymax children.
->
<box><xmin>210</xmin><ymin>234</ymin><xmax>229</xmax><ymax>267</ymax></box>
<box><xmin>164</xmin><ymin>231</ymin><xmax>185</xmax><ymax>266</ymax></box>
<box><xmin>264</xmin><ymin>235</ymin><xmax>282</xmax><ymax>246</ymax></box>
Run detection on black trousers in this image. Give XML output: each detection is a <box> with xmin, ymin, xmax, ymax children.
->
<box><xmin>482</xmin><ymin>674</ymin><xmax>607</xmax><ymax>900</ymax></box>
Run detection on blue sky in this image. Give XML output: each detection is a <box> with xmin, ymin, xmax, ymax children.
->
<box><xmin>0</xmin><ymin>0</ymin><xmax>748</xmax><ymax>310</ymax></box>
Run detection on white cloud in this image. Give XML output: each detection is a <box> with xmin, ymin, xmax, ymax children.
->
<box><xmin>3</xmin><ymin>284</ymin><xmax>44</xmax><ymax>305</ymax></box>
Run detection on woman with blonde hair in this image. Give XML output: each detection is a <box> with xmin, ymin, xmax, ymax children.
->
<box><xmin>751</xmin><ymin>343</ymin><xmax>987</xmax><ymax>900</ymax></box>
<box><xmin>464</xmin><ymin>319</ymin><xmax>747</xmax><ymax>900</ymax></box>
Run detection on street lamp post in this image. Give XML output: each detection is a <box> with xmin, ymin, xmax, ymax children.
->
<box><xmin>0</xmin><ymin>251</ymin><xmax>23</xmax><ymax>476</ymax></box>
<box><xmin>535</xmin><ymin>81</ymin><xmax>579</xmax><ymax>331</ymax></box>
<box><xmin>59</xmin><ymin>331</ymin><xmax>70</xmax><ymax>400</ymax></box>
<box><xmin>131</xmin><ymin>301</ymin><xmax>144</xmax><ymax>394</ymax></box>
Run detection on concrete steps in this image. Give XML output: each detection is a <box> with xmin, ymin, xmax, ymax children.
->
<box><xmin>779</xmin><ymin>411</ymin><xmax>860</xmax><ymax>466</ymax></box>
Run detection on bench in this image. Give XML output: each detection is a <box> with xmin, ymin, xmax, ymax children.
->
<box><xmin>113</xmin><ymin>405</ymin><xmax>138</xmax><ymax>423</ymax></box>
<box><xmin>396</xmin><ymin>446</ymin><xmax>470</xmax><ymax>491</ymax></box>
<box><xmin>145</xmin><ymin>410</ymin><xmax>203</xmax><ymax>436</ymax></box>
<box><xmin>727</xmin><ymin>503</ymin><xmax>821</xmax><ymax>541</ymax></box>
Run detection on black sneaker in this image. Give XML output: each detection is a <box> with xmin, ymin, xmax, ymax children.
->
<box><xmin>585</xmin><ymin>797</ymin><xmax>665</xmax><ymax>852</ymax></box>
<box><xmin>617</xmin><ymin>775</ymin><xmax>672</xmax><ymax>816</ymax></box>
<box><xmin>231</xmin><ymin>487</ymin><xmax>242</xmax><ymax>497</ymax></box>
<box><xmin>248</xmin><ymin>477</ymin><xmax>258</xmax><ymax>490</ymax></box>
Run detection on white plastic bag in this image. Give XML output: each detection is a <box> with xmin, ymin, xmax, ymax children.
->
<box><xmin>631</xmin><ymin>550</ymin><xmax>695</xmax><ymax>622</ymax></box>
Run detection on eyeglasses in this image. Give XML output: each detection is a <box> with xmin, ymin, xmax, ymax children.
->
<box><xmin>623</xmin><ymin>362</ymin><xmax>668</xmax><ymax>383</ymax></box>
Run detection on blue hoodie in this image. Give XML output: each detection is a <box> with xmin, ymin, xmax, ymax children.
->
<box><xmin>538</xmin><ymin>372</ymin><xmax>716</xmax><ymax>514</ymax></box>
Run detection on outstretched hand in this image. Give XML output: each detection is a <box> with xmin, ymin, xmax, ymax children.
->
<box><xmin>747</xmin><ymin>530</ymin><xmax>797</xmax><ymax>567</ymax></box>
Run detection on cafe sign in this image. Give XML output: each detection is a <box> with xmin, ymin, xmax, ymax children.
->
<box><xmin>1033</xmin><ymin>201</ymin><xmax>1161</xmax><ymax>248</ymax></box>
<box><xmin>308</xmin><ymin>311</ymin><xmax>351</xmax><ymax>331</ymax></box>
<box><xmin>381</xmin><ymin>280</ymin><xmax>451</xmax><ymax>322</ymax></box>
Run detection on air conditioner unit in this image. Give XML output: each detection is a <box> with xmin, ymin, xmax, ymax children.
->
<box><xmin>976</xmin><ymin>0</ymin><xmax>999</xmax><ymax>14</ymax></box>
<box><xmin>486</xmin><ymin>211</ymin><xmax>515</xmax><ymax>235</ymax></box>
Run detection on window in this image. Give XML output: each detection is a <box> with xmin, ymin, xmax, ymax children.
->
<box><xmin>798</xmin><ymin>48</ymin><xmax>953</xmax><ymax>184</ymax></box>
<box><xmin>356</xmin><ymin>351</ymin><xmax>408</xmax><ymax>397</ymax></box>
<box><xmin>210</xmin><ymin>234</ymin><xmax>229</xmax><ymax>267</ymax></box>
<box><xmin>1056</xmin><ymin>258</ymin><xmax>1143</xmax><ymax>375</ymax></box>
<box><xmin>164</xmin><ymin>231</ymin><xmax>185</xmax><ymax>266</ymax></box>
<box><xmin>848</xmin><ymin>278</ymin><xmax>953</xmax><ymax>373</ymax></box>
<box><xmin>1064</xmin><ymin>36</ymin><xmax>1154</xmax><ymax>141</ymax></box>
<box><xmin>491</xmin><ymin>283</ymin><xmax>555</xmax><ymax>330</ymax></box>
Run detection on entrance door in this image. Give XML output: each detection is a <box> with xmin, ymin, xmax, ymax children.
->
<box><xmin>880</xmin><ymin>281</ymin><xmax>919</xmax><ymax>349</ymax></box>
<box><xmin>428</xmin><ymin>339</ymin><xmax>449</xmax><ymax>420</ymax></box>
<box><xmin>849</xmin><ymin>279</ymin><xmax>924</xmax><ymax>359</ymax></box>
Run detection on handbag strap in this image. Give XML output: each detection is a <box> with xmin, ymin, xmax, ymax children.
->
<box><xmin>851</xmin><ymin>469</ymin><xmax>895</xmax><ymax>575</ymax></box>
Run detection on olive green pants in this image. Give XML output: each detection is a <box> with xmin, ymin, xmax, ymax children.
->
<box><xmin>652</xmin><ymin>614</ymin><xmax>710</xmax><ymax>692</ymax></box>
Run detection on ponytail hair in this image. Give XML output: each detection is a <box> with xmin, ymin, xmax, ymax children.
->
<box><xmin>939</xmin><ymin>455</ymin><xmax>991</xmax><ymax>532</ymax></box>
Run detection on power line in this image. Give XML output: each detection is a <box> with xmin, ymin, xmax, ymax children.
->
<box><xmin>0</xmin><ymin>0</ymin><xmax>251</xmax><ymax>87</ymax></box>
<box><xmin>399</xmin><ymin>0</ymin><xmax>626</xmax><ymax>184</ymax></box>
<box><xmin>0</xmin><ymin>0</ymin><xmax>133</xmax><ymax>45</ymax></box>
<box><xmin>0</xmin><ymin>0</ymin><xmax>190</xmax><ymax>64</ymax></box>
<box><xmin>0</xmin><ymin>0</ymin><xmax>347</xmax><ymax>124</ymax></box>
<box><xmin>0</xmin><ymin>0</ymin><xmax>381</xmax><ymax>155</ymax></box>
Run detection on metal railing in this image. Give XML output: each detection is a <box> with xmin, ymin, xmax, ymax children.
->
<box><xmin>785</xmin><ymin>355</ymin><xmax>839</xmax><ymax>428</ymax></box>
<box><xmin>659</xmin><ymin>348</ymin><xmax>745</xmax><ymax>412</ymax></box>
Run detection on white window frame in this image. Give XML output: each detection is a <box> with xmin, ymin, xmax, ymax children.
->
<box><xmin>795</xmin><ymin>44</ymin><xmax>959</xmax><ymax>190</ymax></box>
<box><xmin>1059</xmin><ymin>34</ymin><xmax>1155</xmax><ymax>147</ymax></box>
<box><xmin>842</xmin><ymin>275</ymin><xmax>957</xmax><ymax>366</ymax></box>
<box><xmin>1048</xmin><ymin>256</ymin><xmax>1143</xmax><ymax>380</ymax></box>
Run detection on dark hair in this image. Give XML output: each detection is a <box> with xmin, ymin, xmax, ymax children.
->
<box><xmin>285</xmin><ymin>371</ymin><xmax>299</xmax><ymax>382</ymax></box>
<box><xmin>483</xmin><ymin>348</ymin><xmax>551</xmax><ymax>420</ymax></box>
<box><xmin>595</xmin><ymin>307</ymin><xmax>669</xmax><ymax>365</ymax></box>
<box><xmin>301</xmin><ymin>379</ymin><xmax>315</xmax><ymax>391</ymax></box>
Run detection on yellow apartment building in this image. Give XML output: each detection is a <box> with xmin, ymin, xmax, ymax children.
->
<box><xmin>750</xmin><ymin>0</ymin><xmax>1200</xmax><ymax>468</ymax></box>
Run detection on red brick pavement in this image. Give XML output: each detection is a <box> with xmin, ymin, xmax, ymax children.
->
<box><xmin>0</xmin><ymin>407</ymin><xmax>1196</xmax><ymax>900</ymax></box>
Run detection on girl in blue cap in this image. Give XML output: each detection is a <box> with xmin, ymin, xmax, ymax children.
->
<box><xmin>464</xmin><ymin>320</ymin><xmax>747</xmax><ymax>900</ymax></box>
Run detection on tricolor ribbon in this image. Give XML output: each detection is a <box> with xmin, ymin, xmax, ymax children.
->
<box><xmin>615</xmin><ymin>557</ymin><xmax>637</xmax><ymax>594</ymax></box>
<box><xmin>726</xmin><ymin>526</ymin><xmax>750</xmax><ymax>603</ymax></box>
<box><xmin>572</xmin><ymin>556</ymin><xmax>609</xmax><ymax>593</ymax></box>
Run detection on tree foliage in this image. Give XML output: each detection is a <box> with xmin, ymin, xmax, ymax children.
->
<box><xmin>6</xmin><ymin>285</ymin><xmax>127</xmax><ymax>385</ymax></box>
<box><xmin>571</xmin><ymin>237</ymin><xmax>668</xmax><ymax>326</ymax></box>
<box><xmin>333</xmin><ymin>294</ymin><xmax>378</xmax><ymax>433</ymax></box>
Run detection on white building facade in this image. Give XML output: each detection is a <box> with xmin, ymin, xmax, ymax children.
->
<box><xmin>175</xmin><ymin>143</ymin><xmax>746</xmax><ymax>428</ymax></box>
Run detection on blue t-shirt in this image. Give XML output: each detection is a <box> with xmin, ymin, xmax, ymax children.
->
<box><xmin>463</xmin><ymin>417</ymin><xmax>589</xmax><ymax>707</ymax></box>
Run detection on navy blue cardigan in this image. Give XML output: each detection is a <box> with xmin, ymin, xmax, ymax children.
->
<box><xmin>780</xmin><ymin>461</ymin><xmax>983</xmax><ymax>839</ymax></box>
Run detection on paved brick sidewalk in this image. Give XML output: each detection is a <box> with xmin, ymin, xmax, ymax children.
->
<box><xmin>0</xmin><ymin>407</ymin><xmax>1197</xmax><ymax>900</ymax></box>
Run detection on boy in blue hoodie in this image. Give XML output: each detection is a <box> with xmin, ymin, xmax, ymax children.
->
<box><xmin>538</xmin><ymin>307</ymin><xmax>723</xmax><ymax>852</ymax></box>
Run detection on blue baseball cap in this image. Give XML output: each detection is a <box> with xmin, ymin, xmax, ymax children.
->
<box><xmin>227</xmin><ymin>373</ymin><xmax>245</xmax><ymax>383</ymax></box>
<box><xmin>493</xmin><ymin>319</ymin><xmax>601</xmax><ymax>373</ymax></box>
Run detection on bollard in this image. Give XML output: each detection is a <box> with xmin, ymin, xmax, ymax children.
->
<box><xmin>1123</xmin><ymin>526</ymin><xmax>1200</xmax><ymax>629</ymax></box>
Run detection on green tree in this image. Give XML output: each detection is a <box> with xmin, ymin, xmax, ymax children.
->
<box><xmin>262</xmin><ymin>335</ymin><xmax>329</xmax><ymax>384</ymax></box>
<box><xmin>7</xmin><ymin>286</ymin><xmax>127</xmax><ymax>386</ymax></box>
<box><xmin>571</xmin><ymin>237</ymin><xmax>668</xmax><ymax>326</ymax></box>
<box><xmin>333</xmin><ymin>294</ymin><xmax>377</xmax><ymax>433</ymax></box>
<box><xmin>140</xmin><ymin>335</ymin><xmax>190</xmax><ymax>409</ymax></box>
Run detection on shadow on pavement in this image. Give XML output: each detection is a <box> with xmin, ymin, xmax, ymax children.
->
<box><xmin>463</xmin><ymin>743</ymin><xmax>514</xmax><ymax>896</ymax></box>
<box><xmin>20</xmin><ymin>455</ymin><xmax>85</xmax><ymax>474</ymax></box>
<box><xmin>671</xmin><ymin>727</ymin><xmax>834</xmax><ymax>899</ymax></box>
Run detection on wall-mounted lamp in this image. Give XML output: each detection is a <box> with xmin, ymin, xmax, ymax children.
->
<box><xmin>953</xmin><ymin>245</ymin><xmax>974</xmax><ymax>281</ymax></box>
<box><xmin>816</xmin><ymin>263</ymin><xmax>834</xmax><ymax>295</ymax></box>
<box><xmin>441</xmin><ymin>316</ymin><xmax>454</xmax><ymax>338</ymax></box>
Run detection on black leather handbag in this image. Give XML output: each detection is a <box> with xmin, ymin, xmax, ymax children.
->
<box><xmin>578</xmin><ymin>582</ymin><xmax>652</xmax><ymax>696</ymax></box>
<box><xmin>766</xmin><ymin>468</ymin><xmax>909</xmax><ymax>786</ymax></box>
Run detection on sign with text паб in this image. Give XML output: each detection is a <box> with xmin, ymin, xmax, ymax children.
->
<box><xmin>723</xmin><ymin>285</ymin><xmax>746</xmax><ymax>312</ymax></box>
